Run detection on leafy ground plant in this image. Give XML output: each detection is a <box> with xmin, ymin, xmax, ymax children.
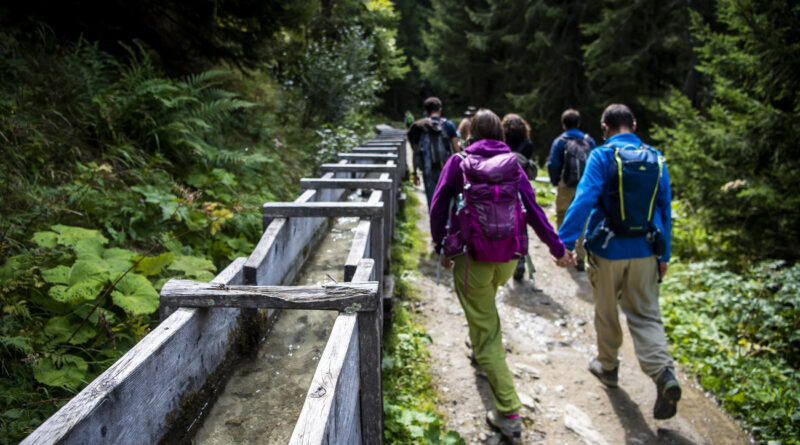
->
<box><xmin>0</xmin><ymin>225</ymin><xmax>215</xmax><ymax>441</ymax></box>
<box><xmin>383</xmin><ymin>186</ymin><xmax>464</xmax><ymax>445</ymax></box>
<box><xmin>661</xmin><ymin>260</ymin><xmax>800</xmax><ymax>444</ymax></box>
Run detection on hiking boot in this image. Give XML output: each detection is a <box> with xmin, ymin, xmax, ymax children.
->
<box><xmin>486</xmin><ymin>409</ymin><xmax>521</xmax><ymax>440</ymax></box>
<box><xmin>588</xmin><ymin>357</ymin><xmax>618</xmax><ymax>388</ymax></box>
<box><xmin>513</xmin><ymin>261</ymin><xmax>525</xmax><ymax>281</ymax></box>
<box><xmin>653</xmin><ymin>368</ymin><xmax>681</xmax><ymax>419</ymax></box>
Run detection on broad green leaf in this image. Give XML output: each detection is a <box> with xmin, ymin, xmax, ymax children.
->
<box><xmin>111</xmin><ymin>273</ymin><xmax>159</xmax><ymax>315</ymax></box>
<box><xmin>48</xmin><ymin>285</ymin><xmax>69</xmax><ymax>302</ymax></box>
<box><xmin>48</xmin><ymin>261</ymin><xmax>108</xmax><ymax>303</ymax></box>
<box><xmin>73</xmin><ymin>237</ymin><xmax>104</xmax><ymax>260</ymax></box>
<box><xmin>0</xmin><ymin>255</ymin><xmax>24</xmax><ymax>281</ymax></box>
<box><xmin>169</xmin><ymin>255</ymin><xmax>216</xmax><ymax>281</ymax></box>
<box><xmin>103</xmin><ymin>248</ymin><xmax>138</xmax><ymax>275</ymax></box>
<box><xmin>51</xmin><ymin>224</ymin><xmax>108</xmax><ymax>249</ymax></box>
<box><xmin>33</xmin><ymin>354</ymin><xmax>87</xmax><ymax>389</ymax></box>
<box><xmin>2</xmin><ymin>409</ymin><xmax>24</xmax><ymax>419</ymax></box>
<box><xmin>68</xmin><ymin>260</ymin><xmax>108</xmax><ymax>287</ymax></box>
<box><xmin>45</xmin><ymin>314</ymin><xmax>97</xmax><ymax>345</ymax></box>
<box><xmin>31</xmin><ymin>231</ymin><xmax>58</xmax><ymax>248</ymax></box>
<box><xmin>408</xmin><ymin>425</ymin><xmax>425</xmax><ymax>438</ymax></box>
<box><xmin>136</xmin><ymin>252</ymin><xmax>175</xmax><ymax>276</ymax></box>
<box><xmin>44</xmin><ymin>316</ymin><xmax>74</xmax><ymax>342</ymax></box>
<box><xmin>41</xmin><ymin>265</ymin><xmax>70</xmax><ymax>285</ymax></box>
<box><xmin>160</xmin><ymin>200</ymin><xmax>179</xmax><ymax>220</ymax></box>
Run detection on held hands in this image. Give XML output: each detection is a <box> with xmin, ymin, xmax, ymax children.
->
<box><xmin>441</xmin><ymin>256</ymin><xmax>454</xmax><ymax>269</ymax></box>
<box><xmin>412</xmin><ymin>171</ymin><xmax>421</xmax><ymax>186</ymax></box>
<box><xmin>554</xmin><ymin>250</ymin><xmax>577</xmax><ymax>268</ymax></box>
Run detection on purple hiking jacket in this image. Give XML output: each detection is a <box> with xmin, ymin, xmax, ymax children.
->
<box><xmin>429</xmin><ymin>138</ymin><xmax>566</xmax><ymax>261</ymax></box>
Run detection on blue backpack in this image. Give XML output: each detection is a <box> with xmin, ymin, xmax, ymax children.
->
<box><xmin>601</xmin><ymin>143</ymin><xmax>664</xmax><ymax>237</ymax></box>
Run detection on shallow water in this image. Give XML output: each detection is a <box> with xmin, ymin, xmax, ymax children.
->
<box><xmin>192</xmin><ymin>202</ymin><xmax>363</xmax><ymax>445</ymax></box>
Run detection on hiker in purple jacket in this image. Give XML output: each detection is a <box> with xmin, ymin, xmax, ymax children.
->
<box><xmin>429</xmin><ymin>109</ymin><xmax>575</xmax><ymax>440</ymax></box>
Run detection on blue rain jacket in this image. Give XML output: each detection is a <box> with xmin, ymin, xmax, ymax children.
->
<box><xmin>557</xmin><ymin>132</ymin><xmax>672</xmax><ymax>262</ymax></box>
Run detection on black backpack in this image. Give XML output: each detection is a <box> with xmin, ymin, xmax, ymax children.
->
<box><xmin>418</xmin><ymin>118</ymin><xmax>452</xmax><ymax>168</ymax></box>
<box><xmin>560</xmin><ymin>134</ymin><xmax>592</xmax><ymax>187</ymax></box>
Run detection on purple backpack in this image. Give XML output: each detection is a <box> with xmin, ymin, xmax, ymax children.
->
<box><xmin>442</xmin><ymin>151</ymin><xmax>528</xmax><ymax>263</ymax></box>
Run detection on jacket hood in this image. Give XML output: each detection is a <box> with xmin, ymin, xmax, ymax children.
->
<box><xmin>464</xmin><ymin>138</ymin><xmax>511</xmax><ymax>156</ymax></box>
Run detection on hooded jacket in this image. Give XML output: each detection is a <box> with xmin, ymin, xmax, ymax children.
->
<box><xmin>429</xmin><ymin>138</ymin><xmax>565</xmax><ymax>261</ymax></box>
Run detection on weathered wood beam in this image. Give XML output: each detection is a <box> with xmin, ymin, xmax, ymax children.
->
<box><xmin>262</xmin><ymin>202</ymin><xmax>384</xmax><ymax>218</ymax></box>
<box><xmin>351</xmin><ymin>258</ymin><xmax>375</xmax><ymax>283</ymax></box>
<box><xmin>345</xmin><ymin>220</ymin><xmax>372</xmax><ymax>282</ymax></box>
<box><xmin>160</xmin><ymin>279</ymin><xmax>379</xmax><ymax>312</ymax></box>
<box><xmin>320</xmin><ymin>163</ymin><xmax>396</xmax><ymax>174</ymax></box>
<box><xmin>289</xmin><ymin>313</ymin><xmax>360</xmax><ymax>445</ymax></box>
<box><xmin>298</xmin><ymin>178</ymin><xmax>392</xmax><ymax>191</ymax></box>
<box><xmin>338</xmin><ymin>153</ymin><xmax>398</xmax><ymax>161</ymax></box>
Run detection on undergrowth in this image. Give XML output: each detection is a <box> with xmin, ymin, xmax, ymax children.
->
<box><xmin>662</xmin><ymin>260</ymin><xmax>800</xmax><ymax>443</ymax></box>
<box><xmin>531</xmin><ymin>180</ymin><xmax>555</xmax><ymax>208</ymax></box>
<box><xmin>383</xmin><ymin>185</ymin><xmax>464</xmax><ymax>445</ymax></box>
<box><xmin>0</xmin><ymin>35</ymin><xmax>377</xmax><ymax>442</ymax></box>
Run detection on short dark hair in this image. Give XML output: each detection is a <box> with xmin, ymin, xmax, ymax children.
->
<box><xmin>601</xmin><ymin>104</ymin><xmax>635</xmax><ymax>131</ymax></box>
<box><xmin>501</xmin><ymin>113</ymin><xmax>530</xmax><ymax>147</ymax></box>
<box><xmin>561</xmin><ymin>109</ymin><xmax>581</xmax><ymax>129</ymax></box>
<box><xmin>423</xmin><ymin>97</ymin><xmax>442</xmax><ymax>114</ymax></box>
<box><xmin>470</xmin><ymin>109</ymin><xmax>504</xmax><ymax>142</ymax></box>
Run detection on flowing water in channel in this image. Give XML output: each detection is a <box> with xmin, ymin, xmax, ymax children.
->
<box><xmin>192</xmin><ymin>197</ymin><xmax>364</xmax><ymax>444</ymax></box>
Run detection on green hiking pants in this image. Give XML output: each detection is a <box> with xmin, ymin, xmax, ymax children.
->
<box><xmin>452</xmin><ymin>255</ymin><xmax>520</xmax><ymax>415</ymax></box>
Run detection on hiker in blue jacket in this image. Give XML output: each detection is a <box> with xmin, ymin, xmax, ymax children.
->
<box><xmin>547</xmin><ymin>109</ymin><xmax>596</xmax><ymax>270</ymax></box>
<box><xmin>558</xmin><ymin>103</ymin><xmax>681</xmax><ymax>420</ymax></box>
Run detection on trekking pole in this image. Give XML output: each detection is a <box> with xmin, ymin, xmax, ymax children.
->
<box><xmin>436</xmin><ymin>253</ymin><xmax>442</xmax><ymax>286</ymax></box>
<box><xmin>525</xmin><ymin>254</ymin><xmax>536</xmax><ymax>280</ymax></box>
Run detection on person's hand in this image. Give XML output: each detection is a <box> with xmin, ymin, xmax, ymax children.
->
<box><xmin>441</xmin><ymin>256</ymin><xmax>454</xmax><ymax>269</ymax></box>
<box><xmin>554</xmin><ymin>250</ymin><xmax>577</xmax><ymax>267</ymax></box>
<box><xmin>412</xmin><ymin>173</ymin><xmax>420</xmax><ymax>186</ymax></box>
<box><xmin>659</xmin><ymin>262</ymin><xmax>668</xmax><ymax>278</ymax></box>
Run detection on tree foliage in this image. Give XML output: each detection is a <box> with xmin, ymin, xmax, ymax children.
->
<box><xmin>653</xmin><ymin>0</ymin><xmax>800</xmax><ymax>262</ymax></box>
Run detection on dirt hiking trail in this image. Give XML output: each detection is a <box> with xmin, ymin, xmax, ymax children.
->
<box><xmin>406</xmin><ymin>184</ymin><xmax>753</xmax><ymax>445</ymax></box>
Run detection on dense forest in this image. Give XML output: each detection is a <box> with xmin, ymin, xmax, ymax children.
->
<box><xmin>1</xmin><ymin>0</ymin><xmax>798</xmax><ymax>443</ymax></box>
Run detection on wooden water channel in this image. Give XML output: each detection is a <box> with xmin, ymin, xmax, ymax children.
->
<box><xmin>22</xmin><ymin>128</ymin><xmax>408</xmax><ymax>445</ymax></box>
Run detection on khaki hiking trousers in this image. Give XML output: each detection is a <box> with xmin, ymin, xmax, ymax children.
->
<box><xmin>586</xmin><ymin>253</ymin><xmax>674</xmax><ymax>380</ymax></box>
<box><xmin>556</xmin><ymin>184</ymin><xmax>586</xmax><ymax>262</ymax></box>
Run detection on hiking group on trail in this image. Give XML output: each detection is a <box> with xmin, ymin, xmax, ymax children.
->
<box><xmin>409</xmin><ymin>99</ymin><xmax>679</xmax><ymax>442</ymax></box>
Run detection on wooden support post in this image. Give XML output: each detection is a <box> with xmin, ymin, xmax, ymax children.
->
<box><xmin>369</xmin><ymin>211</ymin><xmax>385</xmax><ymax>284</ymax></box>
<box><xmin>352</xmin><ymin>256</ymin><xmax>383</xmax><ymax>445</ymax></box>
<box><xmin>357</xmin><ymin>307</ymin><xmax>383</xmax><ymax>445</ymax></box>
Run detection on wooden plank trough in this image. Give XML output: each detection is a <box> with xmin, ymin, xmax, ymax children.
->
<box><xmin>23</xmin><ymin>131</ymin><xmax>408</xmax><ymax>445</ymax></box>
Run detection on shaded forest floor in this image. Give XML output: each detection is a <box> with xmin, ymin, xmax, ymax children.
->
<box><xmin>406</xmin><ymin>182</ymin><xmax>754</xmax><ymax>444</ymax></box>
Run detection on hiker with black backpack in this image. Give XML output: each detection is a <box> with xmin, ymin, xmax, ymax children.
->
<box><xmin>407</xmin><ymin>97</ymin><xmax>461</xmax><ymax>209</ymax></box>
<box><xmin>501</xmin><ymin>113</ymin><xmax>540</xmax><ymax>285</ymax></box>
<box><xmin>558</xmin><ymin>104</ymin><xmax>681</xmax><ymax>420</ymax></box>
<box><xmin>429</xmin><ymin>109</ymin><xmax>575</xmax><ymax>442</ymax></box>
<box><xmin>547</xmin><ymin>108</ymin><xmax>597</xmax><ymax>271</ymax></box>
